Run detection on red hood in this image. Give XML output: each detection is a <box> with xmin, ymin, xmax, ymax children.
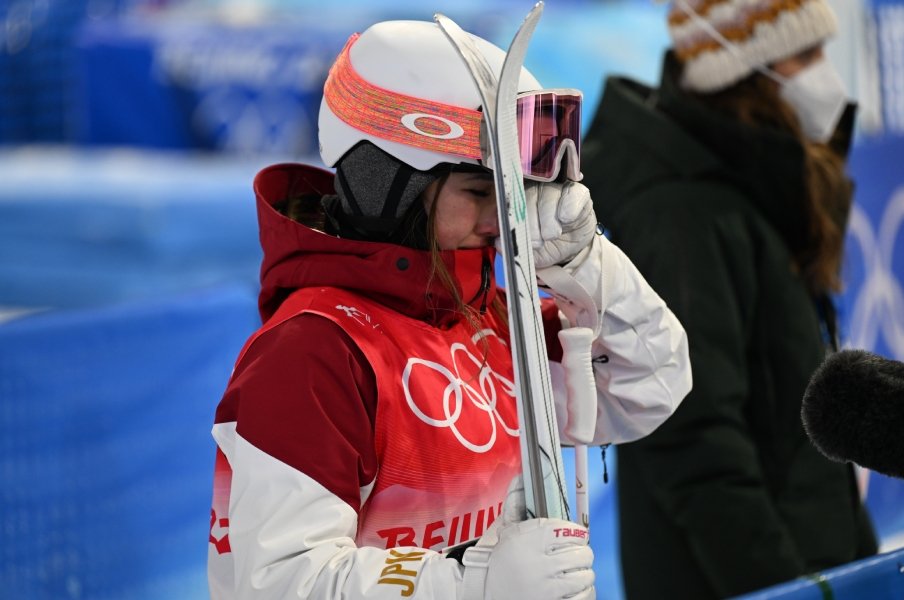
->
<box><xmin>254</xmin><ymin>163</ymin><xmax>498</xmax><ymax>325</ymax></box>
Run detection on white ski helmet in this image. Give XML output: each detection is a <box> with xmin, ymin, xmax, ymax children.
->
<box><xmin>318</xmin><ymin>20</ymin><xmax>543</xmax><ymax>173</ymax></box>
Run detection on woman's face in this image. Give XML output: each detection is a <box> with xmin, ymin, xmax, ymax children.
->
<box><xmin>423</xmin><ymin>171</ymin><xmax>499</xmax><ymax>250</ymax></box>
<box><xmin>771</xmin><ymin>44</ymin><xmax>825</xmax><ymax>79</ymax></box>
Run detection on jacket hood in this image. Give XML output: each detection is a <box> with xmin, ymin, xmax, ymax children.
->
<box><xmin>253</xmin><ymin>163</ymin><xmax>497</xmax><ymax>325</ymax></box>
<box><xmin>585</xmin><ymin>51</ymin><xmax>855</xmax><ymax>254</ymax></box>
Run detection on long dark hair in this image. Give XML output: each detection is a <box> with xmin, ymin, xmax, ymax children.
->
<box><xmin>693</xmin><ymin>73</ymin><xmax>852</xmax><ymax>294</ymax></box>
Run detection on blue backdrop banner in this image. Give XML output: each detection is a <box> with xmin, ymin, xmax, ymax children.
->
<box><xmin>0</xmin><ymin>284</ymin><xmax>260</xmax><ymax>599</ymax></box>
<box><xmin>71</xmin><ymin>17</ymin><xmax>343</xmax><ymax>156</ymax></box>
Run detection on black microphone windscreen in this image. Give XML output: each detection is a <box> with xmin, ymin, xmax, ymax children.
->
<box><xmin>801</xmin><ymin>349</ymin><xmax>904</xmax><ymax>479</ymax></box>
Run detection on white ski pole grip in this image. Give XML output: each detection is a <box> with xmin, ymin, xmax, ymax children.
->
<box><xmin>558</xmin><ymin>327</ymin><xmax>596</xmax><ymax>443</ymax></box>
<box><xmin>558</xmin><ymin>326</ymin><xmax>596</xmax><ymax>527</ymax></box>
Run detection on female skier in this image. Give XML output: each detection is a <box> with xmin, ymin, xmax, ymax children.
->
<box><xmin>208</xmin><ymin>18</ymin><xmax>691</xmax><ymax>600</ymax></box>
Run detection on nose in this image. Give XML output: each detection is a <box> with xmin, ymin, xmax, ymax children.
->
<box><xmin>476</xmin><ymin>200</ymin><xmax>500</xmax><ymax>238</ymax></box>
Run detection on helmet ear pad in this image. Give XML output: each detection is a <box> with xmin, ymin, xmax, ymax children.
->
<box><xmin>327</xmin><ymin>141</ymin><xmax>437</xmax><ymax>240</ymax></box>
<box><xmin>334</xmin><ymin>142</ymin><xmax>438</xmax><ymax>221</ymax></box>
<box><xmin>318</xmin><ymin>19</ymin><xmax>542</xmax><ymax>172</ymax></box>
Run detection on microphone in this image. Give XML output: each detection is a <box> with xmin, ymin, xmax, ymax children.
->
<box><xmin>801</xmin><ymin>349</ymin><xmax>904</xmax><ymax>480</ymax></box>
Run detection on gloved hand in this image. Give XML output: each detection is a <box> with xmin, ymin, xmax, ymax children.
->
<box><xmin>525</xmin><ymin>180</ymin><xmax>598</xmax><ymax>269</ymax></box>
<box><xmin>460</xmin><ymin>477</ymin><xmax>595</xmax><ymax>600</ymax></box>
<box><xmin>483</xmin><ymin>518</ymin><xmax>594</xmax><ymax>600</ymax></box>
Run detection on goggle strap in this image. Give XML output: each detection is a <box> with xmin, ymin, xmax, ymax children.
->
<box><xmin>324</xmin><ymin>35</ymin><xmax>484</xmax><ymax>161</ymax></box>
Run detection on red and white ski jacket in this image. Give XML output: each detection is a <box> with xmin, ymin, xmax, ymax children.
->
<box><xmin>208</xmin><ymin>163</ymin><xmax>691</xmax><ymax>599</ymax></box>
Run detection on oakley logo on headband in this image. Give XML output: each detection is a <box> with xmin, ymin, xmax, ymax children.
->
<box><xmin>400</xmin><ymin>113</ymin><xmax>466</xmax><ymax>140</ymax></box>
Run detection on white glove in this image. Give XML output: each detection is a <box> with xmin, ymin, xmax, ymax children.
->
<box><xmin>524</xmin><ymin>180</ymin><xmax>598</xmax><ymax>269</ymax></box>
<box><xmin>460</xmin><ymin>477</ymin><xmax>595</xmax><ymax>600</ymax></box>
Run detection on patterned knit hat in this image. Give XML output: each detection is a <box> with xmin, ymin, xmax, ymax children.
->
<box><xmin>668</xmin><ymin>0</ymin><xmax>838</xmax><ymax>92</ymax></box>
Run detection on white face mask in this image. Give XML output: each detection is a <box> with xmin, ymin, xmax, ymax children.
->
<box><xmin>778</xmin><ymin>58</ymin><xmax>848</xmax><ymax>143</ymax></box>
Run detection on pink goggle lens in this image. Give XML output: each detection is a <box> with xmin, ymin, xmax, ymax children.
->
<box><xmin>516</xmin><ymin>89</ymin><xmax>582</xmax><ymax>182</ymax></box>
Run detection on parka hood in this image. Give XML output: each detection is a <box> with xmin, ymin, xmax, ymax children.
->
<box><xmin>253</xmin><ymin>163</ymin><xmax>497</xmax><ymax>325</ymax></box>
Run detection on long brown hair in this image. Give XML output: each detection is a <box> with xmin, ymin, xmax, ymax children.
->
<box><xmin>423</xmin><ymin>173</ymin><xmax>509</xmax><ymax>335</ymax></box>
<box><xmin>693</xmin><ymin>73</ymin><xmax>852</xmax><ymax>294</ymax></box>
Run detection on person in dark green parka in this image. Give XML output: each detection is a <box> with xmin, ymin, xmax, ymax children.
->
<box><xmin>581</xmin><ymin>0</ymin><xmax>878</xmax><ymax>598</ymax></box>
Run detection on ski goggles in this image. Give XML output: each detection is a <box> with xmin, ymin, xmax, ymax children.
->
<box><xmin>514</xmin><ymin>89</ymin><xmax>582</xmax><ymax>182</ymax></box>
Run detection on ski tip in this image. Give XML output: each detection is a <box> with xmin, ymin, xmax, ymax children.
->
<box><xmin>434</xmin><ymin>13</ymin><xmax>464</xmax><ymax>37</ymax></box>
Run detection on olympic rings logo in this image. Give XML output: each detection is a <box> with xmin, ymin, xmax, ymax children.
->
<box><xmin>402</xmin><ymin>339</ymin><xmax>519</xmax><ymax>453</ymax></box>
<box><xmin>845</xmin><ymin>186</ymin><xmax>904</xmax><ymax>357</ymax></box>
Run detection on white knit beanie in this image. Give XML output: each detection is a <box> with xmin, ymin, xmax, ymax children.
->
<box><xmin>668</xmin><ymin>0</ymin><xmax>838</xmax><ymax>92</ymax></box>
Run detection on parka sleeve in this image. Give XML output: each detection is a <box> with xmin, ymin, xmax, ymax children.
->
<box><xmin>610</xmin><ymin>181</ymin><xmax>807</xmax><ymax>595</ymax></box>
<box><xmin>542</xmin><ymin>229</ymin><xmax>692</xmax><ymax>446</ymax></box>
<box><xmin>208</xmin><ymin>314</ymin><xmax>464</xmax><ymax>600</ymax></box>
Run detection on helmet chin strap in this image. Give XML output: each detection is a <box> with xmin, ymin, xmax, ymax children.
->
<box><xmin>322</xmin><ymin>194</ymin><xmax>432</xmax><ymax>249</ymax></box>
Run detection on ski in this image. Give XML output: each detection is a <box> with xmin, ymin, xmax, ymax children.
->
<box><xmin>435</xmin><ymin>2</ymin><xmax>570</xmax><ymax>521</ymax></box>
